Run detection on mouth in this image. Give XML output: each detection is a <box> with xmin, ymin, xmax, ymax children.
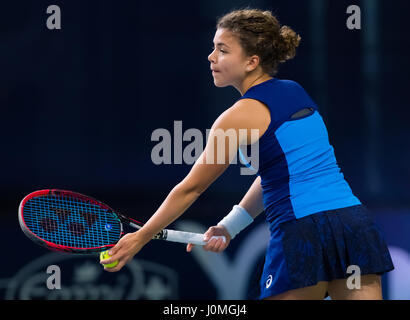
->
<box><xmin>211</xmin><ymin>66</ymin><xmax>220</xmax><ymax>73</ymax></box>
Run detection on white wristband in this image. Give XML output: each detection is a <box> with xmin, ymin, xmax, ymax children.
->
<box><xmin>217</xmin><ymin>205</ymin><xmax>254</xmax><ymax>239</ymax></box>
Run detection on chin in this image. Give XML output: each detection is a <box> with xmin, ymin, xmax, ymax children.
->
<box><xmin>213</xmin><ymin>79</ymin><xmax>230</xmax><ymax>88</ymax></box>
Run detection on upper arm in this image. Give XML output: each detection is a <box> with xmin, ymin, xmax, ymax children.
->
<box><xmin>178</xmin><ymin>99</ymin><xmax>270</xmax><ymax>195</ymax></box>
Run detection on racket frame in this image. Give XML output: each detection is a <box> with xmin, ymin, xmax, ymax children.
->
<box><xmin>19</xmin><ymin>189</ymin><xmax>126</xmax><ymax>254</ymax></box>
<box><xmin>18</xmin><ymin>189</ymin><xmax>219</xmax><ymax>254</ymax></box>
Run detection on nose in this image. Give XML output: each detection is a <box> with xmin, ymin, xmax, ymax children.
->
<box><xmin>208</xmin><ymin>49</ymin><xmax>216</xmax><ymax>64</ymax></box>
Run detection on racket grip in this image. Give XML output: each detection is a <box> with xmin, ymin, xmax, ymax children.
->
<box><xmin>164</xmin><ymin>229</ymin><xmax>226</xmax><ymax>246</ymax></box>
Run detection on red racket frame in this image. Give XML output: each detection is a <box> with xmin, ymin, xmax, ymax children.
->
<box><xmin>18</xmin><ymin>189</ymin><xmax>127</xmax><ymax>254</ymax></box>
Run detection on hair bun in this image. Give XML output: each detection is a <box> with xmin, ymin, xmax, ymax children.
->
<box><xmin>277</xmin><ymin>25</ymin><xmax>301</xmax><ymax>62</ymax></box>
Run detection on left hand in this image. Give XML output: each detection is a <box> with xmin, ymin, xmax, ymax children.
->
<box><xmin>186</xmin><ymin>225</ymin><xmax>231</xmax><ymax>253</ymax></box>
<box><xmin>100</xmin><ymin>231</ymin><xmax>150</xmax><ymax>272</ymax></box>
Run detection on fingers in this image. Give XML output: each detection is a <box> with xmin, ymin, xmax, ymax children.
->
<box><xmin>107</xmin><ymin>246</ymin><xmax>118</xmax><ymax>257</ymax></box>
<box><xmin>186</xmin><ymin>243</ymin><xmax>195</xmax><ymax>252</ymax></box>
<box><xmin>99</xmin><ymin>244</ymin><xmax>121</xmax><ymax>264</ymax></box>
<box><xmin>203</xmin><ymin>236</ymin><xmax>227</xmax><ymax>253</ymax></box>
<box><xmin>204</xmin><ymin>226</ymin><xmax>217</xmax><ymax>239</ymax></box>
<box><xmin>200</xmin><ymin>226</ymin><xmax>230</xmax><ymax>253</ymax></box>
<box><xmin>102</xmin><ymin>259</ymin><xmax>126</xmax><ymax>272</ymax></box>
<box><xmin>100</xmin><ymin>235</ymin><xmax>131</xmax><ymax>272</ymax></box>
<box><xmin>100</xmin><ymin>251</ymin><xmax>129</xmax><ymax>272</ymax></box>
<box><xmin>187</xmin><ymin>237</ymin><xmax>226</xmax><ymax>253</ymax></box>
<box><xmin>100</xmin><ymin>248</ymin><xmax>123</xmax><ymax>272</ymax></box>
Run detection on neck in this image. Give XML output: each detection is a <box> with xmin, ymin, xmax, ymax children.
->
<box><xmin>236</xmin><ymin>73</ymin><xmax>273</xmax><ymax>96</ymax></box>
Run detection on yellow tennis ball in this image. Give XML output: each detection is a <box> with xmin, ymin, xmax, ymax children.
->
<box><xmin>100</xmin><ymin>250</ymin><xmax>118</xmax><ymax>268</ymax></box>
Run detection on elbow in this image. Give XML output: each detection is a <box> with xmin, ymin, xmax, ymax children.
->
<box><xmin>174</xmin><ymin>181</ymin><xmax>205</xmax><ymax>199</ymax></box>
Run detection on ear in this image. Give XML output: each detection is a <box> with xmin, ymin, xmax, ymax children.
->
<box><xmin>245</xmin><ymin>55</ymin><xmax>260</xmax><ymax>72</ymax></box>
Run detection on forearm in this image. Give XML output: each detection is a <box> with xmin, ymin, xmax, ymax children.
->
<box><xmin>217</xmin><ymin>176</ymin><xmax>264</xmax><ymax>239</ymax></box>
<box><xmin>138</xmin><ymin>183</ymin><xmax>201</xmax><ymax>240</ymax></box>
<box><xmin>238</xmin><ymin>175</ymin><xmax>264</xmax><ymax>219</ymax></box>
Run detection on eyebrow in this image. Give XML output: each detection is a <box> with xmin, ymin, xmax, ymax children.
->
<box><xmin>213</xmin><ymin>42</ymin><xmax>230</xmax><ymax>48</ymax></box>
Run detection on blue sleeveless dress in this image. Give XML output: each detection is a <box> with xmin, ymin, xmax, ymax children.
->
<box><xmin>239</xmin><ymin>78</ymin><xmax>394</xmax><ymax>299</ymax></box>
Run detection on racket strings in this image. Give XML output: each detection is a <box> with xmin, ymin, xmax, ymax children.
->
<box><xmin>23</xmin><ymin>194</ymin><xmax>121</xmax><ymax>249</ymax></box>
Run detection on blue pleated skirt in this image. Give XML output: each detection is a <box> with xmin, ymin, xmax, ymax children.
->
<box><xmin>258</xmin><ymin>205</ymin><xmax>394</xmax><ymax>299</ymax></box>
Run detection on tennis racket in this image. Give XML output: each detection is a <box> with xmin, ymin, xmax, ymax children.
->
<box><xmin>18</xmin><ymin>189</ymin><xmax>224</xmax><ymax>254</ymax></box>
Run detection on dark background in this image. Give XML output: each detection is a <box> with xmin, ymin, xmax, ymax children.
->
<box><xmin>1</xmin><ymin>0</ymin><xmax>409</xmax><ymax>300</ymax></box>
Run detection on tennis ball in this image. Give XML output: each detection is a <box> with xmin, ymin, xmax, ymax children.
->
<box><xmin>100</xmin><ymin>250</ymin><xmax>118</xmax><ymax>268</ymax></box>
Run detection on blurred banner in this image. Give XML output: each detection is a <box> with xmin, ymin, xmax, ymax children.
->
<box><xmin>1</xmin><ymin>210</ymin><xmax>409</xmax><ymax>300</ymax></box>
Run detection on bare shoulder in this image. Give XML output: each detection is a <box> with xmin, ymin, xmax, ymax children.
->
<box><xmin>210</xmin><ymin>98</ymin><xmax>271</xmax><ymax>143</ymax></box>
<box><xmin>214</xmin><ymin>99</ymin><xmax>270</xmax><ymax>130</ymax></box>
<box><xmin>233</xmin><ymin>98</ymin><xmax>271</xmax><ymax>119</ymax></box>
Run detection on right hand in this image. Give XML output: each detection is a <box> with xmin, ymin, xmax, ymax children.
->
<box><xmin>186</xmin><ymin>225</ymin><xmax>231</xmax><ymax>253</ymax></box>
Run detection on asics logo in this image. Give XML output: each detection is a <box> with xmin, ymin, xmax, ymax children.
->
<box><xmin>266</xmin><ymin>274</ymin><xmax>273</xmax><ymax>288</ymax></box>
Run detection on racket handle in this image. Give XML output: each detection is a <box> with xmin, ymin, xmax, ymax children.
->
<box><xmin>164</xmin><ymin>229</ymin><xmax>226</xmax><ymax>246</ymax></box>
<box><xmin>128</xmin><ymin>222</ymin><xmax>226</xmax><ymax>246</ymax></box>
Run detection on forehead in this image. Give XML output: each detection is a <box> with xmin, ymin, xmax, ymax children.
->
<box><xmin>213</xmin><ymin>28</ymin><xmax>239</xmax><ymax>47</ymax></box>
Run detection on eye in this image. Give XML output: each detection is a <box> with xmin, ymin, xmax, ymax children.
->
<box><xmin>211</xmin><ymin>46</ymin><xmax>227</xmax><ymax>54</ymax></box>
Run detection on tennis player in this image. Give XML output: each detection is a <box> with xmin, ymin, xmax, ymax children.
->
<box><xmin>101</xmin><ymin>9</ymin><xmax>394</xmax><ymax>300</ymax></box>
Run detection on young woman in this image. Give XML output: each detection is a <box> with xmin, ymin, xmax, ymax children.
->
<box><xmin>101</xmin><ymin>9</ymin><xmax>394</xmax><ymax>300</ymax></box>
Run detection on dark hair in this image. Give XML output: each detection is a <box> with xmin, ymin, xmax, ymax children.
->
<box><xmin>216</xmin><ymin>9</ymin><xmax>301</xmax><ymax>76</ymax></box>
